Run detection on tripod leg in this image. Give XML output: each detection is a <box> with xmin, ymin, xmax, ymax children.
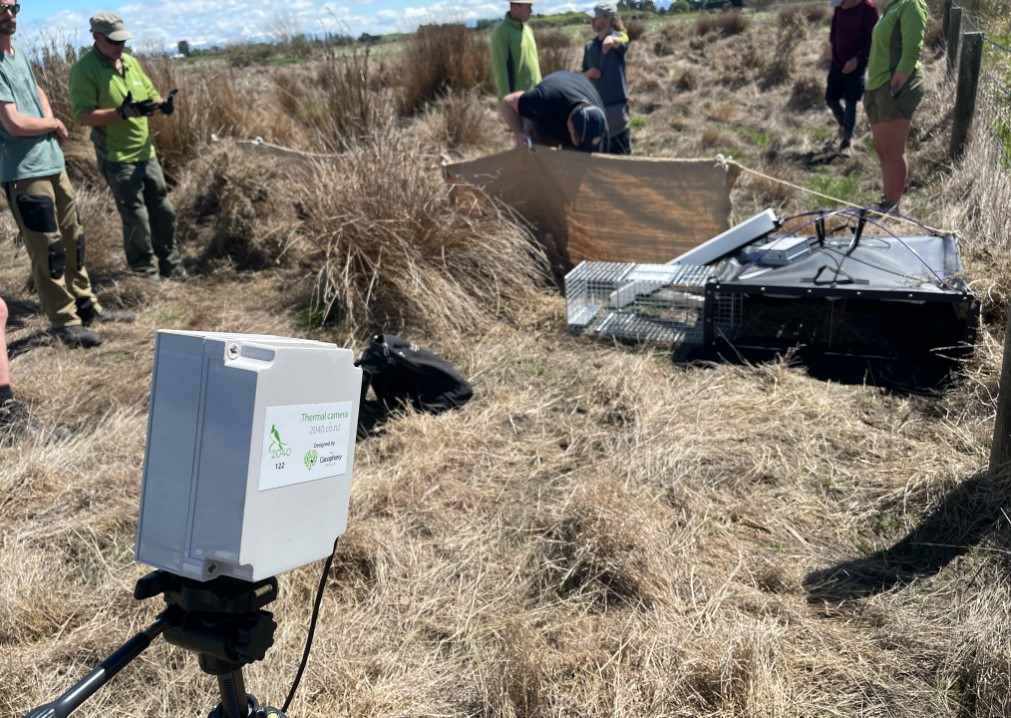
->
<box><xmin>216</xmin><ymin>669</ymin><xmax>248</xmax><ymax>718</ymax></box>
<box><xmin>21</xmin><ymin>617</ymin><xmax>166</xmax><ymax>718</ymax></box>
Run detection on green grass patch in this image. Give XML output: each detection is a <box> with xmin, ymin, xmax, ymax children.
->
<box><xmin>809</xmin><ymin>126</ymin><xmax>834</xmax><ymax>143</ymax></box>
<box><xmin>629</xmin><ymin>115</ymin><xmax>648</xmax><ymax>130</ymax></box>
<box><xmin>737</xmin><ymin>126</ymin><xmax>774</xmax><ymax>149</ymax></box>
<box><xmin>808</xmin><ymin>171</ymin><xmax>861</xmax><ymax>207</ymax></box>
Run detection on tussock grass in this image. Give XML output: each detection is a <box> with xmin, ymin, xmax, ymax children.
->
<box><xmin>694</xmin><ymin>11</ymin><xmax>750</xmax><ymax>37</ymax></box>
<box><xmin>535</xmin><ymin>29</ymin><xmax>576</xmax><ymax>77</ymax></box>
<box><xmin>273</xmin><ymin>48</ymin><xmax>394</xmax><ymax>150</ymax></box>
<box><xmin>295</xmin><ymin>133</ymin><xmax>547</xmax><ymax>339</ymax></box>
<box><xmin>397</xmin><ymin>23</ymin><xmax>492</xmax><ymax>118</ymax></box>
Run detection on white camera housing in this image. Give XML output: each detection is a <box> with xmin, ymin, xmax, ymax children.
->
<box><xmin>135</xmin><ymin>330</ymin><xmax>362</xmax><ymax>582</ymax></box>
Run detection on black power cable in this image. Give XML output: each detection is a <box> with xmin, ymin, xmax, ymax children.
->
<box><xmin>281</xmin><ymin>535</ymin><xmax>340</xmax><ymax>713</ymax></box>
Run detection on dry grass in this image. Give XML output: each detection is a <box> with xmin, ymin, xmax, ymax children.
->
<box><xmin>397</xmin><ymin>23</ymin><xmax>493</xmax><ymax>118</ymax></box>
<box><xmin>3</xmin><ymin>11</ymin><xmax>1011</xmax><ymax>718</ymax></box>
<box><xmin>535</xmin><ymin>29</ymin><xmax>576</xmax><ymax>77</ymax></box>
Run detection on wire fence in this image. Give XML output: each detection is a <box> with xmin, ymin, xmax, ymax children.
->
<box><xmin>957</xmin><ymin>7</ymin><xmax>1011</xmax><ymax>167</ymax></box>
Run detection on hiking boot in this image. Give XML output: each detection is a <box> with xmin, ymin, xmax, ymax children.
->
<box><xmin>51</xmin><ymin>324</ymin><xmax>102</xmax><ymax>348</ymax></box>
<box><xmin>83</xmin><ymin>308</ymin><xmax>136</xmax><ymax>326</ymax></box>
<box><xmin>0</xmin><ymin>399</ymin><xmax>70</xmax><ymax>443</ymax></box>
<box><xmin>838</xmin><ymin>135</ymin><xmax>851</xmax><ymax>153</ymax></box>
<box><xmin>163</xmin><ymin>268</ymin><xmax>198</xmax><ymax>283</ymax></box>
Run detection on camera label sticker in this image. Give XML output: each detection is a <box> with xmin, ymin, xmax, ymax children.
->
<box><xmin>259</xmin><ymin>401</ymin><xmax>353</xmax><ymax>491</ymax></box>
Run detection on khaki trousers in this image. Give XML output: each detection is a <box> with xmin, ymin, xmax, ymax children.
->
<box><xmin>3</xmin><ymin>171</ymin><xmax>101</xmax><ymax>328</ymax></box>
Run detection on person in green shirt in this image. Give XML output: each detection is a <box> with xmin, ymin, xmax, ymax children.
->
<box><xmin>68</xmin><ymin>11</ymin><xmax>185</xmax><ymax>280</ymax></box>
<box><xmin>490</xmin><ymin>1</ymin><xmax>542</xmax><ymax>102</ymax></box>
<box><xmin>863</xmin><ymin>0</ymin><xmax>927</xmax><ymax>212</ymax></box>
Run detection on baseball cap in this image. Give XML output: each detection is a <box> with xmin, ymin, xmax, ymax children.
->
<box><xmin>829</xmin><ymin>0</ymin><xmax>844</xmax><ymax>6</ymax></box>
<box><xmin>571</xmin><ymin>105</ymin><xmax>608</xmax><ymax>152</ymax></box>
<box><xmin>587</xmin><ymin>2</ymin><xmax>617</xmax><ymax>17</ymax></box>
<box><xmin>90</xmin><ymin>11</ymin><xmax>133</xmax><ymax>42</ymax></box>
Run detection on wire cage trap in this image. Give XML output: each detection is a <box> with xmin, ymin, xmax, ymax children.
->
<box><xmin>564</xmin><ymin>261</ymin><xmax>740</xmax><ymax>344</ymax></box>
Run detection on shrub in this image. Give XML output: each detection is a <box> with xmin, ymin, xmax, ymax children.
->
<box><xmin>625</xmin><ymin>19</ymin><xmax>647</xmax><ymax>42</ymax></box>
<box><xmin>224</xmin><ymin>42</ymin><xmax>273</xmax><ymax>68</ymax></box>
<box><xmin>397</xmin><ymin>23</ymin><xmax>493</xmax><ymax>117</ymax></box>
<box><xmin>778</xmin><ymin>3</ymin><xmax>829</xmax><ymax>25</ymax></box>
<box><xmin>695</xmin><ymin>11</ymin><xmax>750</xmax><ymax>37</ymax></box>
<box><xmin>428</xmin><ymin>90</ymin><xmax>501</xmax><ymax>151</ymax></box>
<box><xmin>762</xmin><ymin>12</ymin><xmax>806</xmax><ymax>88</ymax></box>
<box><xmin>143</xmin><ymin>60</ymin><xmax>271</xmax><ymax>174</ymax></box>
<box><xmin>535</xmin><ymin>29</ymin><xmax>575</xmax><ymax>77</ymax></box>
<box><xmin>653</xmin><ymin>23</ymin><xmax>690</xmax><ymax>55</ymax></box>
<box><xmin>29</xmin><ymin>35</ymin><xmax>80</xmax><ymax>129</ymax></box>
<box><xmin>275</xmin><ymin>48</ymin><xmax>394</xmax><ymax>151</ymax></box>
<box><xmin>173</xmin><ymin>143</ymin><xmax>304</xmax><ymax>270</ymax></box>
<box><xmin>788</xmin><ymin>75</ymin><xmax>825</xmax><ymax>112</ymax></box>
<box><xmin>296</xmin><ymin>132</ymin><xmax>548</xmax><ymax>337</ymax></box>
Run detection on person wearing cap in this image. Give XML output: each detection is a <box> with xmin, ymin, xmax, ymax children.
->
<box><xmin>825</xmin><ymin>0</ymin><xmax>877</xmax><ymax>153</ymax></box>
<box><xmin>864</xmin><ymin>0</ymin><xmax>927</xmax><ymax>213</ymax></box>
<box><xmin>490</xmin><ymin>1</ymin><xmax>542</xmax><ymax>101</ymax></box>
<box><xmin>582</xmin><ymin>2</ymin><xmax>630</xmax><ymax>155</ymax></box>
<box><xmin>0</xmin><ymin>1</ymin><xmax>131</xmax><ymax>348</ymax></box>
<box><xmin>68</xmin><ymin>11</ymin><xmax>185</xmax><ymax>281</ymax></box>
<box><xmin>501</xmin><ymin>70</ymin><xmax>609</xmax><ymax>153</ymax></box>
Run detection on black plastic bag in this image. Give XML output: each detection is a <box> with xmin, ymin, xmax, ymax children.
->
<box><xmin>357</xmin><ymin>334</ymin><xmax>473</xmax><ymax>414</ymax></box>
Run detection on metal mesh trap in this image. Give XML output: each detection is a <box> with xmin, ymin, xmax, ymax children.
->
<box><xmin>565</xmin><ymin>261</ymin><xmax>737</xmax><ymax>344</ymax></box>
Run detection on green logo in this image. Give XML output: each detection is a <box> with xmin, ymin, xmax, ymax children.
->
<box><xmin>268</xmin><ymin>424</ymin><xmax>291</xmax><ymax>459</ymax></box>
<box><xmin>304</xmin><ymin>449</ymin><xmax>319</xmax><ymax>471</ymax></box>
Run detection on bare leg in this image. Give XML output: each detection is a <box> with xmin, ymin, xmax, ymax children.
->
<box><xmin>871</xmin><ymin>117</ymin><xmax>913</xmax><ymax>204</ymax></box>
<box><xmin>0</xmin><ymin>298</ymin><xmax>10</xmax><ymax>389</ymax></box>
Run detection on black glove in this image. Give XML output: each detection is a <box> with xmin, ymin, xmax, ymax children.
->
<box><xmin>133</xmin><ymin>98</ymin><xmax>159</xmax><ymax>117</ymax></box>
<box><xmin>115</xmin><ymin>91</ymin><xmax>134</xmax><ymax>120</ymax></box>
<box><xmin>159</xmin><ymin>89</ymin><xmax>178</xmax><ymax>116</ymax></box>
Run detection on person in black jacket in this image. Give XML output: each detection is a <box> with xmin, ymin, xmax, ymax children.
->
<box><xmin>501</xmin><ymin>71</ymin><xmax>609</xmax><ymax>152</ymax></box>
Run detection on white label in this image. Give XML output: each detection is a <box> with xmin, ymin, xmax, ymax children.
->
<box><xmin>259</xmin><ymin>401</ymin><xmax>353</xmax><ymax>491</ymax></box>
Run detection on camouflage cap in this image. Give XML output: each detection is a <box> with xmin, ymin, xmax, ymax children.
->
<box><xmin>90</xmin><ymin>11</ymin><xmax>133</xmax><ymax>42</ymax></box>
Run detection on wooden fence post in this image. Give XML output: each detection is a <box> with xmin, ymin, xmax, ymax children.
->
<box><xmin>989</xmin><ymin>306</ymin><xmax>1011</xmax><ymax>475</ymax></box>
<box><xmin>947</xmin><ymin>5</ymin><xmax>962</xmax><ymax>75</ymax></box>
<box><xmin>949</xmin><ymin>31</ymin><xmax>984</xmax><ymax>160</ymax></box>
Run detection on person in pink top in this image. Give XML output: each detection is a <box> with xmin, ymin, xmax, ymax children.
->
<box><xmin>825</xmin><ymin>0</ymin><xmax>878</xmax><ymax>152</ymax></box>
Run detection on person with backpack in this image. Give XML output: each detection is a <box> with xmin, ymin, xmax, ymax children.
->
<box><xmin>491</xmin><ymin>1</ymin><xmax>542</xmax><ymax>101</ymax></box>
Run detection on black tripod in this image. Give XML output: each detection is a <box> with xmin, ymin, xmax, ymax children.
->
<box><xmin>22</xmin><ymin>570</ymin><xmax>288</xmax><ymax>718</ymax></box>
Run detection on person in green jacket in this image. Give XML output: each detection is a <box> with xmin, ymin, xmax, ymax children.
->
<box><xmin>68</xmin><ymin>11</ymin><xmax>185</xmax><ymax>280</ymax></box>
<box><xmin>863</xmin><ymin>0</ymin><xmax>927</xmax><ymax>212</ymax></box>
<box><xmin>490</xmin><ymin>1</ymin><xmax>542</xmax><ymax>102</ymax></box>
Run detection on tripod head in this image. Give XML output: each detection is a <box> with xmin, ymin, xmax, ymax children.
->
<box><xmin>22</xmin><ymin>570</ymin><xmax>289</xmax><ymax>718</ymax></box>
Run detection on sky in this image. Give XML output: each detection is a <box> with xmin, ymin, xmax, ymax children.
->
<box><xmin>15</xmin><ymin>0</ymin><xmax>598</xmax><ymax>52</ymax></box>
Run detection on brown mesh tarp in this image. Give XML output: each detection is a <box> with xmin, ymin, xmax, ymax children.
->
<box><xmin>443</xmin><ymin>148</ymin><xmax>740</xmax><ymax>273</ymax></box>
